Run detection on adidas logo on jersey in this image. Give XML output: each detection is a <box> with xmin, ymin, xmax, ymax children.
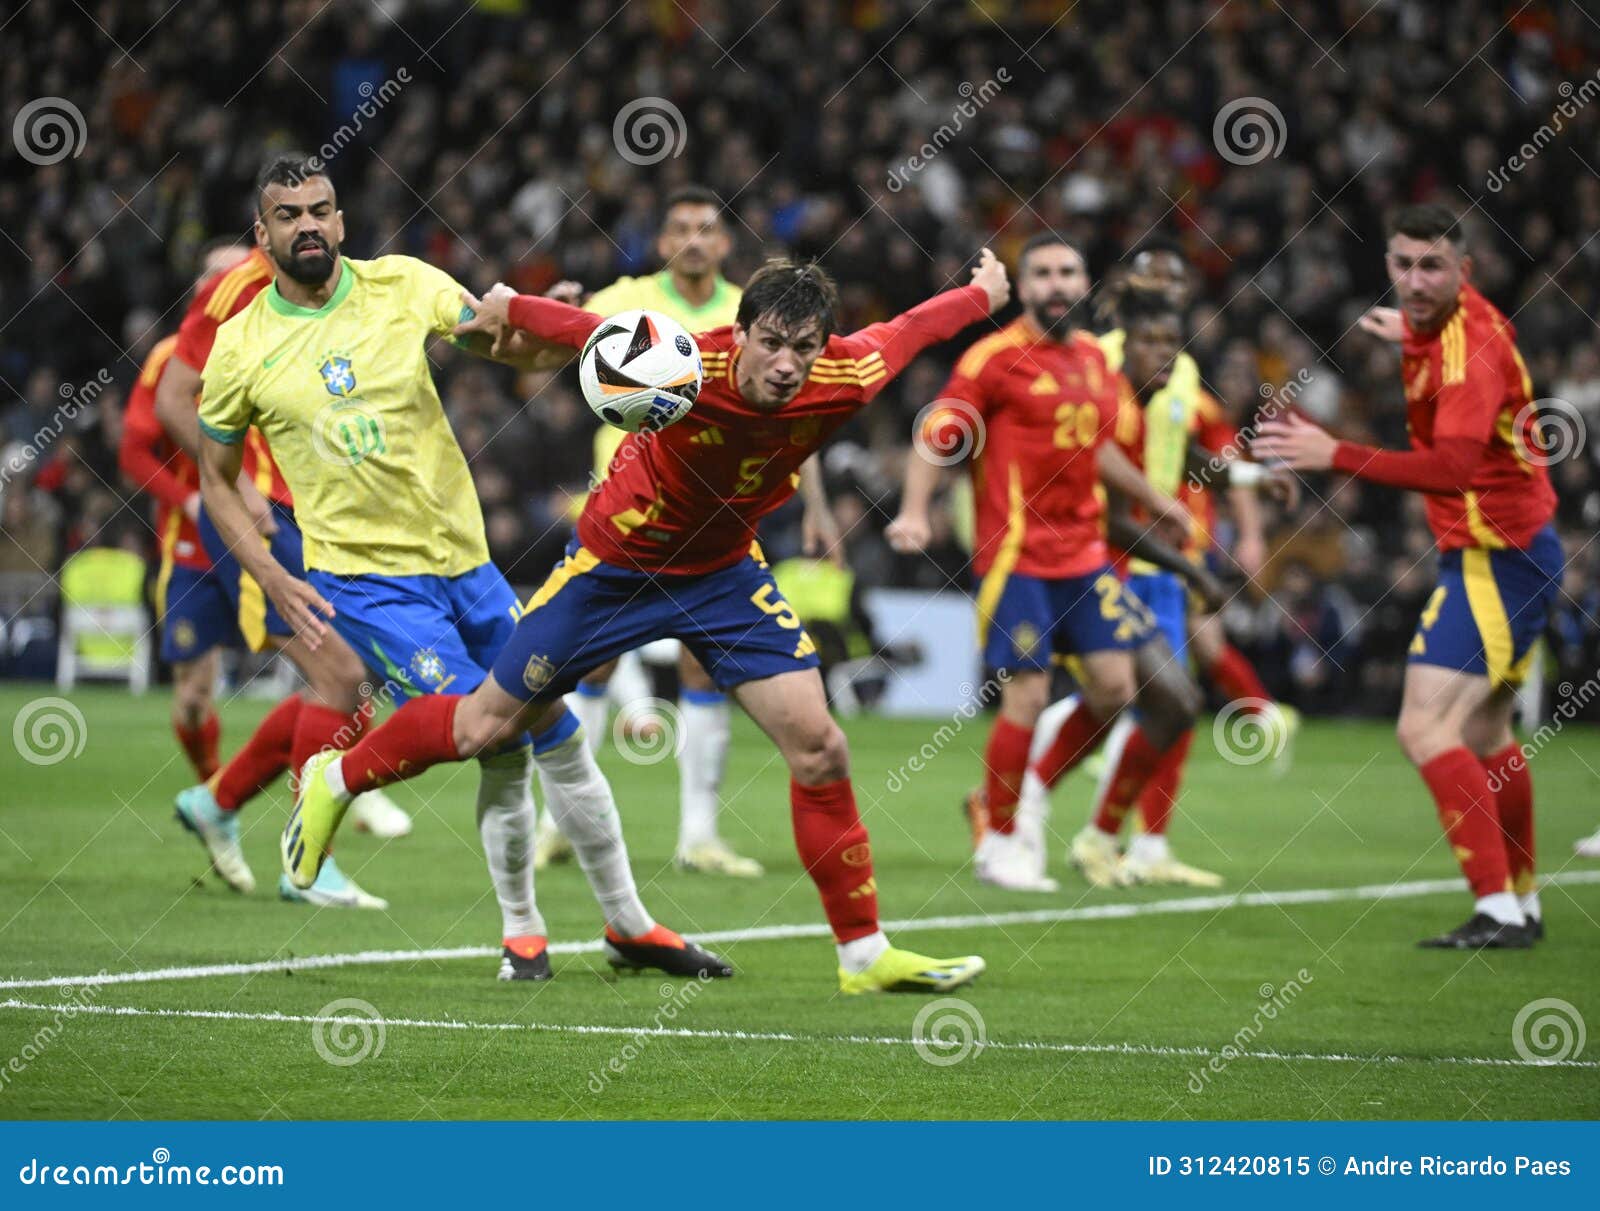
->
<box><xmin>1029</xmin><ymin>372</ymin><xmax>1060</xmax><ymax>395</ymax></box>
<box><xmin>690</xmin><ymin>427</ymin><xmax>726</xmax><ymax>445</ymax></box>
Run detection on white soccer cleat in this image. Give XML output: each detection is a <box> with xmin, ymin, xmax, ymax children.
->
<box><xmin>1119</xmin><ymin>850</ymin><xmax>1224</xmax><ymax>888</ymax></box>
<box><xmin>1069</xmin><ymin>825</ymin><xmax>1125</xmax><ymax>888</ymax></box>
<box><xmin>349</xmin><ymin>788</ymin><xmax>413</xmax><ymax>839</ymax></box>
<box><xmin>975</xmin><ymin>828</ymin><xmax>1059</xmax><ymax>893</ymax></box>
<box><xmin>533</xmin><ymin>808</ymin><xmax>573</xmax><ymax>870</ymax></box>
<box><xmin>174</xmin><ymin>784</ymin><xmax>256</xmax><ymax>894</ymax></box>
<box><xmin>676</xmin><ymin>839</ymin><xmax>764</xmax><ymax>878</ymax></box>
<box><xmin>1574</xmin><ymin>826</ymin><xmax>1600</xmax><ymax>860</ymax></box>
<box><xmin>278</xmin><ymin>856</ymin><xmax>388</xmax><ymax>910</ymax></box>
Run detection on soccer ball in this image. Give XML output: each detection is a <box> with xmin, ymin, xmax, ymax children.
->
<box><xmin>578</xmin><ymin>309</ymin><xmax>702</xmax><ymax>433</ymax></box>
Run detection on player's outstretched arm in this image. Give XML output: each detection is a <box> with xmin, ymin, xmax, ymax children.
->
<box><xmin>197</xmin><ymin>435</ymin><xmax>333</xmax><ymax>648</ymax></box>
<box><xmin>454</xmin><ymin>286</ymin><xmax>577</xmax><ymax>372</ymax></box>
<box><xmin>457</xmin><ymin>282</ymin><xmax>603</xmax><ymax>353</ymax></box>
<box><xmin>1255</xmin><ymin>412</ymin><xmax>1483</xmax><ymax>492</ymax></box>
<box><xmin>885</xmin><ymin>430</ymin><xmax>948</xmax><ymax>554</ymax></box>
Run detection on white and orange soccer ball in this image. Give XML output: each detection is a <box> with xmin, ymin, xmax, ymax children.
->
<box><xmin>578</xmin><ymin>308</ymin><xmax>703</xmax><ymax>433</ymax></box>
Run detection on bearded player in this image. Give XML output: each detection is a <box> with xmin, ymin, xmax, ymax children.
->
<box><xmin>283</xmin><ymin>251</ymin><xmax>1012</xmax><ymax>994</ymax></box>
<box><xmin>146</xmin><ymin>241</ymin><xmax>400</xmax><ymax>908</ymax></box>
<box><xmin>198</xmin><ymin>155</ymin><xmax>725</xmax><ymax>980</ymax></box>
<box><xmin>886</xmin><ymin>235</ymin><xmax>1202</xmax><ymax>893</ymax></box>
<box><xmin>1257</xmin><ymin>204</ymin><xmax>1561</xmax><ymax>948</ymax></box>
<box><xmin>536</xmin><ymin>185</ymin><xmax>833</xmax><ymax>879</ymax></box>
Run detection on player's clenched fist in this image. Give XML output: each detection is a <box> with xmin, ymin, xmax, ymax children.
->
<box><xmin>884</xmin><ymin>511</ymin><xmax>932</xmax><ymax>554</ymax></box>
<box><xmin>970</xmin><ymin>247</ymin><xmax>1010</xmax><ymax>313</ymax></box>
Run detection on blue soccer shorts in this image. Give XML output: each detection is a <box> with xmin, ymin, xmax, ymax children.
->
<box><xmin>1125</xmin><ymin>569</ymin><xmax>1190</xmax><ymax>662</ymax></box>
<box><xmin>1408</xmin><ymin>524</ymin><xmax>1563</xmax><ymax>689</ymax></box>
<box><xmin>157</xmin><ymin>561</ymin><xmax>243</xmax><ymax>663</ymax></box>
<box><xmin>490</xmin><ymin>541</ymin><xmax>821</xmax><ymax>703</ymax></box>
<box><xmin>305</xmin><ymin>562</ymin><xmax>522</xmax><ymax>703</ymax></box>
<box><xmin>977</xmin><ymin>562</ymin><xmax>1155</xmax><ymax>675</ymax></box>
<box><xmin>196</xmin><ymin>501</ymin><xmax>303</xmax><ymax>652</ymax></box>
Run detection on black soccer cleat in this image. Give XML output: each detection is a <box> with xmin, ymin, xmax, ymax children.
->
<box><xmin>1524</xmin><ymin>915</ymin><xmax>1545</xmax><ymax>943</ymax></box>
<box><xmin>1417</xmin><ymin>912</ymin><xmax>1534</xmax><ymax>950</ymax></box>
<box><xmin>498</xmin><ymin>936</ymin><xmax>553</xmax><ymax>981</ymax></box>
<box><xmin>603</xmin><ymin>924</ymin><xmax>734</xmax><ymax>979</ymax></box>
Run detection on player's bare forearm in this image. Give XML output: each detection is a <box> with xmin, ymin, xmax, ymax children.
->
<box><xmin>154</xmin><ymin>356</ymin><xmax>204</xmax><ymax>459</ymax></box>
<box><xmin>1227</xmin><ymin>483</ymin><xmax>1264</xmax><ymax>548</ymax></box>
<box><xmin>885</xmin><ymin>445</ymin><xmax>944</xmax><ymax>553</ymax></box>
<box><xmin>1106</xmin><ymin>493</ymin><xmax>1224</xmax><ymax>609</ymax></box>
<box><xmin>1098</xmin><ymin>441</ymin><xmax>1167</xmax><ymax>516</ymax></box>
<box><xmin>197</xmin><ymin>439</ymin><xmax>277</xmax><ymax>586</ymax></box>
<box><xmin>798</xmin><ymin>456</ymin><xmax>843</xmax><ymax>565</ymax></box>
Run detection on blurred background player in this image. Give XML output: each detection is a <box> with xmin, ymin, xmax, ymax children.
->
<box><xmin>117</xmin><ymin>240</ymin><xmax>247</xmax><ymax>784</ymax></box>
<box><xmin>535</xmin><ymin>185</ymin><xmax>836</xmax><ymax>879</ymax></box>
<box><xmin>1257</xmin><ymin>204</ymin><xmax>1562</xmax><ymax>949</ymax></box>
<box><xmin>1024</xmin><ymin>283</ymin><xmax>1288</xmax><ymax>888</ymax></box>
<box><xmin>147</xmin><ymin>240</ymin><xmax>402</xmax><ymax>908</ymax></box>
<box><xmin>888</xmin><ymin>235</ymin><xmax>1200</xmax><ymax>892</ymax></box>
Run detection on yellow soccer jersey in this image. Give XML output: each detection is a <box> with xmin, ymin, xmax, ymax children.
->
<box><xmin>199</xmin><ymin>255</ymin><xmax>490</xmax><ymax>578</ymax></box>
<box><xmin>586</xmin><ymin>271</ymin><xmax>742</xmax><ymax>478</ymax></box>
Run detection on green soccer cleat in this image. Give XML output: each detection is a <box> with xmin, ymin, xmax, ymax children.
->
<box><xmin>838</xmin><ymin>946</ymin><xmax>986</xmax><ymax>995</ymax></box>
<box><xmin>281</xmin><ymin>750</ymin><xmax>351</xmax><ymax>890</ymax></box>
<box><xmin>174</xmin><ymin>783</ymin><xmax>255</xmax><ymax>893</ymax></box>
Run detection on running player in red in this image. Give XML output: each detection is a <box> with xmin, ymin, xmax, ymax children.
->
<box><xmin>286</xmin><ymin>251</ymin><xmax>1009</xmax><ymax>993</ymax></box>
<box><xmin>154</xmin><ymin>234</ymin><xmax>405</xmax><ymax>906</ymax></box>
<box><xmin>117</xmin><ymin>246</ymin><xmax>245</xmax><ymax>782</ymax></box>
<box><xmin>887</xmin><ymin>235</ymin><xmax>1202</xmax><ymax>892</ymax></box>
<box><xmin>1256</xmin><ymin>204</ymin><xmax>1561</xmax><ymax>948</ymax></box>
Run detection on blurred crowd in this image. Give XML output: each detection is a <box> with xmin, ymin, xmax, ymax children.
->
<box><xmin>2</xmin><ymin>0</ymin><xmax>1597</xmax><ymax>715</ymax></box>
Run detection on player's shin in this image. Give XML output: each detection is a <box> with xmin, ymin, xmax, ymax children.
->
<box><xmin>1481</xmin><ymin>742</ymin><xmax>1537</xmax><ymax>919</ymax></box>
<box><xmin>1419</xmin><ymin>747</ymin><xmax>1521</xmax><ymax>924</ymax></box>
<box><xmin>1090</xmin><ymin>715</ymin><xmax>1142</xmax><ymax>836</ymax></box>
<box><xmin>213</xmin><ymin>693</ymin><xmax>302</xmax><ymax>811</ymax></box>
<box><xmin>677</xmin><ymin>689</ymin><xmax>730</xmax><ymax>851</ymax></box>
<box><xmin>476</xmin><ymin>743</ymin><xmax>546</xmax><ymax>940</ymax></box>
<box><xmin>174</xmin><ymin>711</ymin><xmax>221</xmax><ymax>780</ymax></box>
<box><xmin>981</xmin><ymin>716</ymin><xmax>1034</xmax><ymax>834</ymax></box>
<box><xmin>789</xmin><ymin>777</ymin><xmax>887</xmax><ymax>968</ymax></box>
<box><xmin>1031</xmin><ymin>700</ymin><xmax>1113</xmax><ymax>790</ymax></box>
<box><xmin>335</xmin><ymin>693</ymin><xmax>464</xmax><ymax>797</ymax></box>
<box><xmin>531</xmin><ymin>710</ymin><xmax>654</xmax><ymax>938</ymax></box>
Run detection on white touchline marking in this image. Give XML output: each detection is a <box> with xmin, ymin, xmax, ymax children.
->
<box><xmin>3</xmin><ymin>869</ymin><xmax>1598</xmax><ymax>993</ymax></box>
<box><xmin>0</xmin><ymin>997</ymin><xmax>1593</xmax><ymax>1071</ymax></box>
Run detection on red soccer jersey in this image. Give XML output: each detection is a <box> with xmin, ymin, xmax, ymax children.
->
<box><xmin>507</xmin><ymin>285</ymin><xmax>991</xmax><ymax>574</ymax></box>
<box><xmin>1183</xmin><ymin>391</ymin><xmax>1237</xmax><ymax>551</ymax></box>
<box><xmin>176</xmin><ymin>248</ymin><xmax>293</xmax><ymax>507</ymax></box>
<box><xmin>119</xmin><ymin>335</ymin><xmax>209</xmax><ymax>571</ymax></box>
<box><xmin>931</xmin><ymin>318</ymin><xmax>1120</xmax><ymax>579</ymax></box>
<box><xmin>1347</xmin><ymin>284</ymin><xmax>1554</xmax><ymax>551</ymax></box>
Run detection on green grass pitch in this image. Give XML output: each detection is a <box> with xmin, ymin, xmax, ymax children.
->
<box><xmin>1</xmin><ymin>683</ymin><xmax>1597</xmax><ymax>1120</ymax></box>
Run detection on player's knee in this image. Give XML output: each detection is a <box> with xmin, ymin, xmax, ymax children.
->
<box><xmin>1395</xmin><ymin>710</ymin><xmax>1448</xmax><ymax>766</ymax></box>
<box><xmin>788</xmin><ymin>720</ymin><xmax>850</xmax><ymax>785</ymax></box>
<box><xmin>1000</xmin><ymin>672</ymin><xmax>1050</xmax><ymax>725</ymax></box>
<box><xmin>1084</xmin><ymin>672</ymin><xmax>1136</xmax><ymax>720</ymax></box>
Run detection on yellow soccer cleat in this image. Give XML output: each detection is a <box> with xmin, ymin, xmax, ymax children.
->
<box><xmin>1119</xmin><ymin>852</ymin><xmax>1224</xmax><ymax>888</ymax></box>
<box><xmin>1069</xmin><ymin>824</ymin><xmax>1125</xmax><ymax>888</ymax></box>
<box><xmin>838</xmin><ymin>946</ymin><xmax>986</xmax><ymax>995</ymax></box>
<box><xmin>676</xmin><ymin>839</ymin><xmax>764</xmax><ymax>878</ymax></box>
<box><xmin>280</xmin><ymin>750</ymin><xmax>352</xmax><ymax>890</ymax></box>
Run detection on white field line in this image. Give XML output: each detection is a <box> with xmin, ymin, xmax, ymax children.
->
<box><xmin>0</xmin><ymin>997</ymin><xmax>1594</xmax><ymax>1071</ymax></box>
<box><xmin>3</xmin><ymin>869</ymin><xmax>1598</xmax><ymax>994</ymax></box>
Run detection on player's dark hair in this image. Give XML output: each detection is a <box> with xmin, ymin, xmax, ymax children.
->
<box><xmin>737</xmin><ymin>259</ymin><xmax>839</xmax><ymax>342</ymax></box>
<box><xmin>254</xmin><ymin>152</ymin><xmax>333</xmax><ymax>212</ymax></box>
<box><xmin>662</xmin><ymin>184</ymin><xmax>724</xmax><ymax>220</ymax></box>
<box><xmin>1129</xmin><ymin>235</ymin><xmax>1186</xmax><ymax>263</ymax></box>
<box><xmin>1017</xmin><ymin>231</ymin><xmax>1083</xmax><ymax>274</ymax></box>
<box><xmin>1115</xmin><ymin>283</ymin><xmax>1183</xmax><ymax>331</ymax></box>
<box><xmin>1387</xmin><ymin>203</ymin><xmax>1463</xmax><ymax>248</ymax></box>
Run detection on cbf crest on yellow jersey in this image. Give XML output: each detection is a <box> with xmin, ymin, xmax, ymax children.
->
<box><xmin>198</xmin><ymin>255</ymin><xmax>491</xmax><ymax>578</ymax></box>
